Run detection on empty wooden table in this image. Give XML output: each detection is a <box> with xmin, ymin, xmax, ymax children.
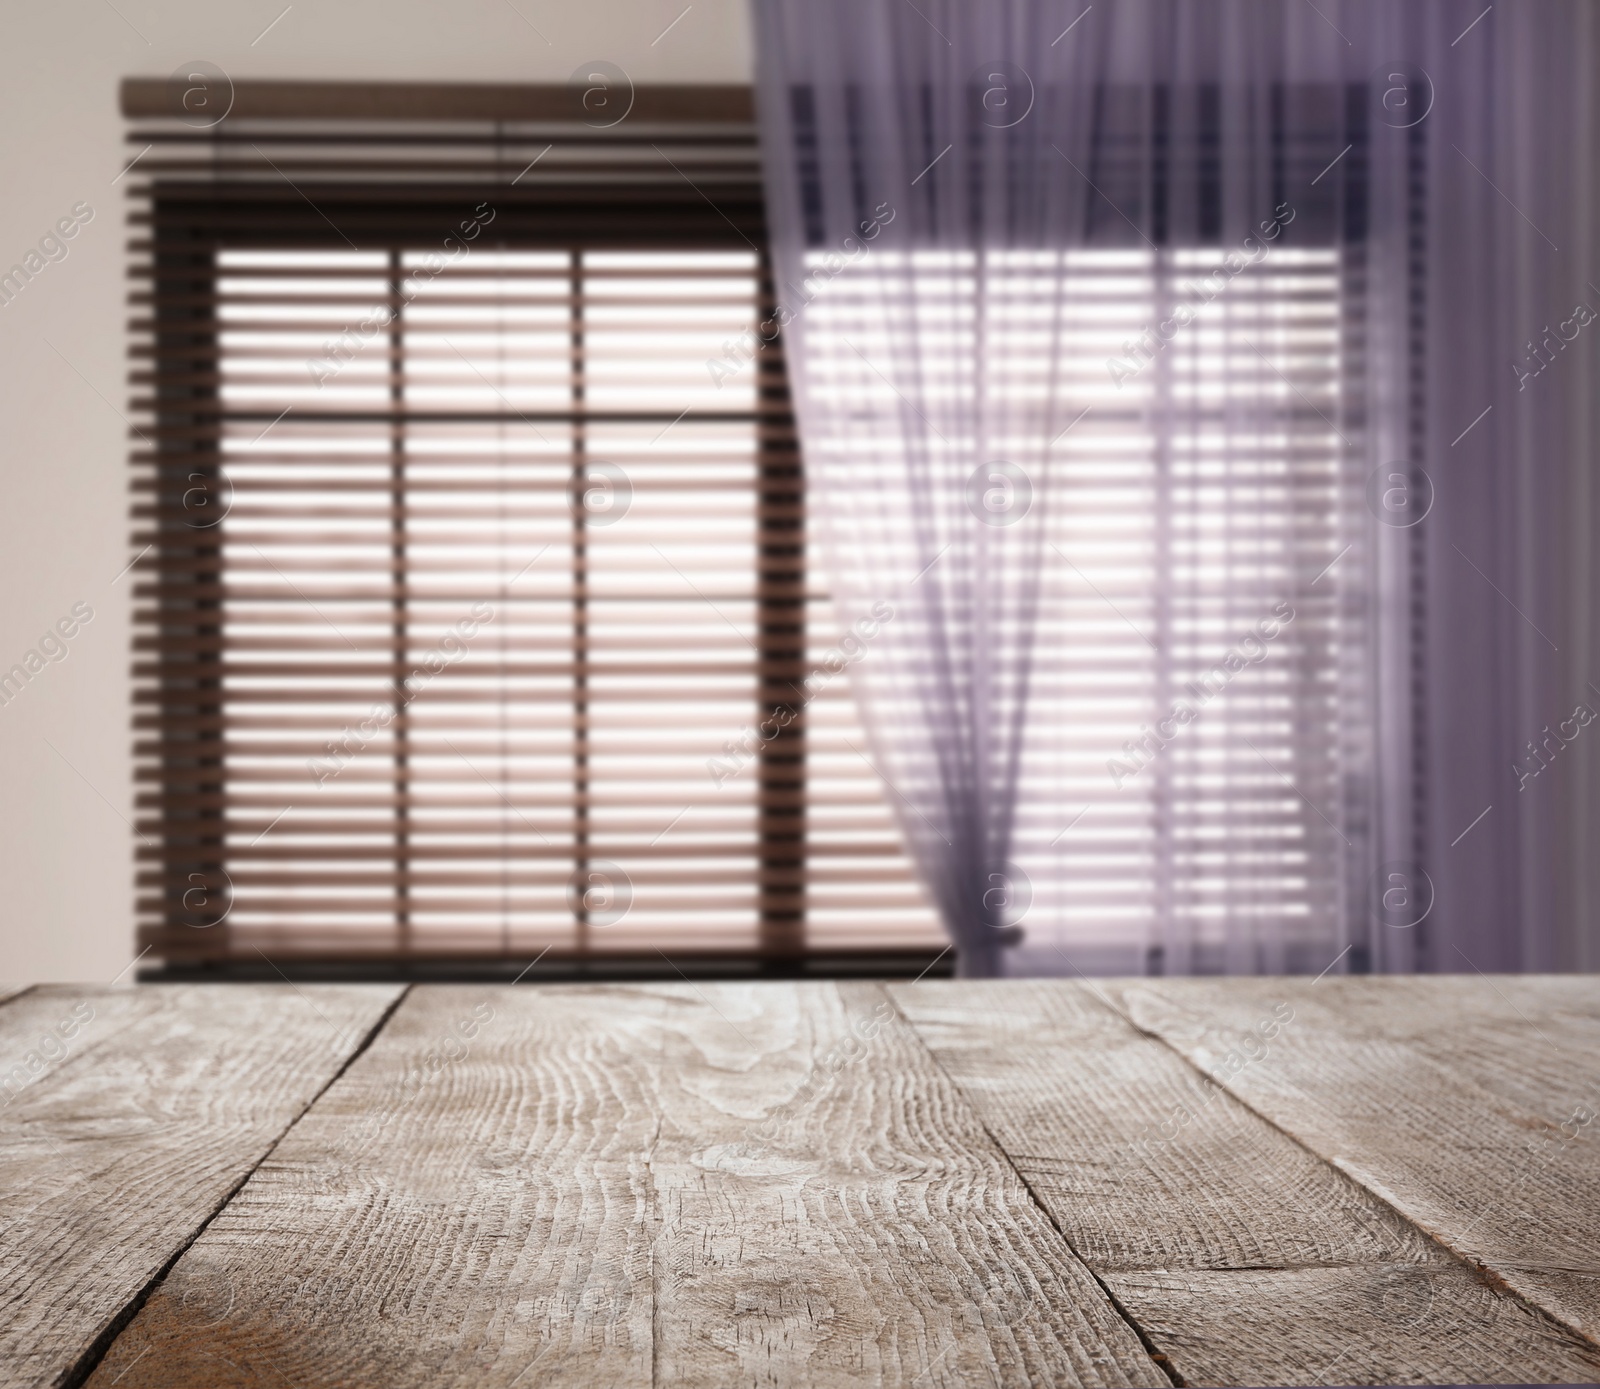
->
<box><xmin>3</xmin><ymin>977</ymin><xmax>1598</xmax><ymax>1386</ymax></box>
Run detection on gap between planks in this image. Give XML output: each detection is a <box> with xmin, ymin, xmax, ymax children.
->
<box><xmin>1</xmin><ymin>984</ymin><xmax>407</xmax><ymax>1387</ymax></box>
<box><xmin>890</xmin><ymin>978</ymin><xmax>1600</xmax><ymax>1387</ymax></box>
<box><xmin>1092</xmin><ymin>979</ymin><xmax>1588</xmax><ymax>1349</ymax></box>
<box><xmin>58</xmin><ymin>985</ymin><xmax>412</xmax><ymax>1389</ymax></box>
<box><xmin>48</xmin><ymin>977</ymin><xmax>1600</xmax><ymax>1387</ymax></box>
<box><xmin>877</xmin><ymin>984</ymin><xmax>1186</xmax><ymax>1388</ymax></box>
<box><xmin>1094</xmin><ymin>976</ymin><xmax>1600</xmax><ymax>1357</ymax></box>
<box><xmin>82</xmin><ymin>982</ymin><xmax>1171</xmax><ymax>1388</ymax></box>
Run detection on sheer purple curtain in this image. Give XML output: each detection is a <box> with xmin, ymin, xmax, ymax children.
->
<box><xmin>1423</xmin><ymin>9</ymin><xmax>1600</xmax><ymax>974</ymax></box>
<box><xmin>754</xmin><ymin>0</ymin><xmax>1600</xmax><ymax>976</ymax></box>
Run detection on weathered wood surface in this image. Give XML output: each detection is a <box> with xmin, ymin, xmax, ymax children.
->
<box><xmin>84</xmin><ymin>985</ymin><xmax>664</xmax><ymax>1389</ymax></box>
<box><xmin>647</xmin><ymin>982</ymin><xmax>1164</xmax><ymax>1387</ymax></box>
<box><xmin>1096</xmin><ymin>974</ymin><xmax>1600</xmax><ymax>1356</ymax></box>
<box><xmin>891</xmin><ymin>979</ymin><xmax>1600</xmax><ymax>1386</ymax></box>
<box><xmin>86</xmin><ymin>983</ymin><xmax>1165</xmax><ymax>1388</ymax></box>
<box><xmin>8</xmin><ymin>976</ymin><xmax>1596</xmax><ymax>1388</ymax></box>
<box><xmin>0</xmin><ymin>983</ymin><xmax>402</xmax><ymax>1389</ymax></box>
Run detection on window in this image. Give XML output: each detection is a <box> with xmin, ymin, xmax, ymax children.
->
<box><xmin>128</xmin><ymin>85</ymin><xmax>940</xmax><ymax>971</ymax></box>
<box><xmin>805</xmin><ymin>244</ymin><xmax>1362</xmax><ymax>974</ymax></box>
<box><xmin>1021</xmin><ymin>245</ymin><xmax>1355</xmax><ymax>973</ymax></box>
<box><xmin>781</xmin><ymin>79</ymin><xmax>1371</xmax><ymax>973</ymax></box>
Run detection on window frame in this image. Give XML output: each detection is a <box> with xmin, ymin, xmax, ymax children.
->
<box><xmin>126</xmin><ymin>88</ymin><xmax>944</xmax><ymax>978</ymax></box>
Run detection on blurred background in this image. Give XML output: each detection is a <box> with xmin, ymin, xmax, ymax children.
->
<box><xmin>0</xmin><ymin>0</ymin><xmax>750</xmax><ymax>981</ymax></box>
<box><xmin>4</xmin><ymin>1</ymin><xmax>1597</xmax><ymax>986</ymax></box>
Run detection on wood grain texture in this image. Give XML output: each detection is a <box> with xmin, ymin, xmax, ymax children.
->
<box><xmin>85</xmin><ymin>984</ymin><xmax>664</xmax><ymax>1389</ymax></box>
<box><xmin>87</xmin><ymin>983</ymin><xmax>1166</xmax><ymax>1389</ymax></box>
<box><xmin>893</xmin><ymin>978</ymin><xmax>1600</xmax><ymax>1386</ymax></box>
<box><xmin>1100</xmin><ymin>1263</ymin><xmax>1600</xmax><ymax>1388</ymax></box>
<box><xmin>647</xmin><ymin>982</ymin><xmax>1165</xmax><ymax>1388</ymax></box>
<box><xmin>1098</xmin><ymin>975</ymin><xmax>1600</xmax><ymax>1357</ymax></box>
<box><xmin>0</xmin><ymin>983</ymin><xmax>401</xmax><ymax>1389</ymax></box>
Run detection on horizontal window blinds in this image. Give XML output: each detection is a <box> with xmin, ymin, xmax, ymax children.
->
<box><xmin>805</xmin><ymin>245</ymin><xmax>1363</xmax><ymax>974</ymax></box>
<box><xmin>127</xmin><ymin>105</ymin><xmax>941</xmax><ymax>968</ymax></box>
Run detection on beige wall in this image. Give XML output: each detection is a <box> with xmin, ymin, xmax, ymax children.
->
<box><xmin>0</xmin><ymin>0</ymin><xmax>752</xmax><ymax>982</ymax></box>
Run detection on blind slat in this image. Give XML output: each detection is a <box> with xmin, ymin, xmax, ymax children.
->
<box><xmin>131</xmin><ymin>115</ymin><xmax>940</xmax><ymax>966</ymax></box>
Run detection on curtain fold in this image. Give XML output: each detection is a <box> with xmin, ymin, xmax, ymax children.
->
<box><xmin>754</xmin><ymin>0</ymin><xmax>1600</xmax><ymax>976</ymax></box>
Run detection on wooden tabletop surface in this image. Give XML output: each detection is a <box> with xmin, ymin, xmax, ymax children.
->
<box><xmin>3</xmin><ymin>977</ymin><xmax>1598</xmax><ymax>1387</ymax></box>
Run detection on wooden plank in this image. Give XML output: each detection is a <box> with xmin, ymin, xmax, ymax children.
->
<box><xmin>87</xmin><ymin>983</ymin><xmax>1167</xmax><ymax>1388</ymax></box>
<box><xmin>84</xmin><ymin>984</ymin><xmax>663</xmax><ymax>1389</ymax></box>
<box><xmin>647</xmin><ymin>981</ymin><xmax>1166</xmax><ymax>1387</ymax></box>
<box><xmin>0</xmin><ymin>983</ymin><xmax>402</xmax><ymax>1389</ymax></box>
<box><xmin>1101</xmin><ymin>1264</ymin><xmax>1600</xmax><ymax>1388</ymax></box>
<box><xmin>1099</xmin><ymin>975</ymin><xmax>1600</xmax><ymax>1354</ymax></box>
<box><xmin>893</xmin><ymin>979</ymin><xmax>1600</xmax><ymax>1386</ymax></box>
